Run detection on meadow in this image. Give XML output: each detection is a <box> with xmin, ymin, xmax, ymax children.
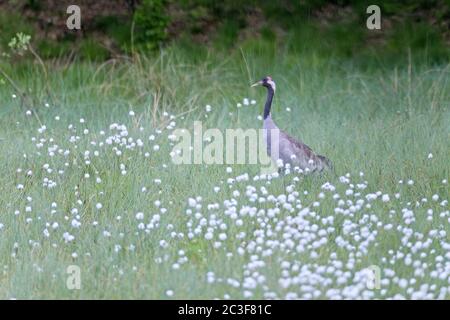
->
<box><xmin>0</xmin><ymin>43</ymin><xmax>449</xmax><ymax>299</ymax></box>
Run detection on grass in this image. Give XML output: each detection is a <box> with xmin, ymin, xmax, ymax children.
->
<box><xmin>0</xmin><ymin>43</ymin><xmax>449</xmax><ymax>299</ymax></box>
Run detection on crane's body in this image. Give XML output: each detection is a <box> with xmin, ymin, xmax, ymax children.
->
<box><xmin>252</xmin><ymin>76</ymin><xmax>332</xmax><ymax>173</ymax></box>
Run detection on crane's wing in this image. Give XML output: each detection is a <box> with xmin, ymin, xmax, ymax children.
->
<box><xmin>281</xmin><ymin>130</ymin><xmax>315</xmax><ymax>158</ymax></box>
<box><xmin>281</xmin><ymin>131</ymin><xmax>332</xmax><ymax>171</ymax></box>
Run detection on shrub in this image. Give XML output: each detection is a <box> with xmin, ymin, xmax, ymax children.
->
<box><xmin>133</xmin><ymin>0</ymin><xmax>170</xmax><ymax>51</ymax></box>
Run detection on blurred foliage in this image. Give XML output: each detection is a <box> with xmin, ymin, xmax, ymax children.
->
<box><xmin>0</xmin><ymin>0</ymin><xmax>449</xmax><ymax>62</ymax></box>
<box><xmin>77</xmin><ymin>37</ymin><xmax>110</xmax><ymax>60</ymax></box>
<box><xmin>133</xmin><ymin>0</ymin><xmax>169</xmax><ymax>51</ymax></box>
<box><xmin>92</xmin><ymin>15</ymin><xmax>133</xmax><ymax>53</ymax></box>
<box><xmin>0</xmin><ymin>11</ymin><xmax>34</xmax><ymax>51</ymax></box>
<box><xmin>8</xmin><ymin>33</ymin><xmax>31</xmax><ymax>56</ymax></box>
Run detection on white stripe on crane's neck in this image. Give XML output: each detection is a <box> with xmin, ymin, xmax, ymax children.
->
<box><xmin>266</xmin><ymin>79</ymin><xmax>276</xmax><ymax>91</ymax></box>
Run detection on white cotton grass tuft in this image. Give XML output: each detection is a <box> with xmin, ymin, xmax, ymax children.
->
<box><xmin>166</xmin><ymin>290</ymin><xmax>174</xmax><ymax>297</ymax></box>
<box><xmin>3</xmin><ymin>93</ymin><xmax>449</xmax><ymax>300</ymax></box>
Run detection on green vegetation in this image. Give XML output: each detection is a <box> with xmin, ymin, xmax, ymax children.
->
<box><xmin>0</xmin><ymin>33</ymin><xmax>449</xmax><ymax>297</ymax></box>
<box><xmin>0</xmin><ymin>0</ymin><xmax>448</xmax><ymax>300</ymax></box>
<box><xmin>133</xmin><ymin>0</ymin><xmax>169</xmax><ymax>51</ymax></box>
<box><xmin>1</xmin><ymin>1</ymin><xmax>450</xmax><ymax>60</ymax></box>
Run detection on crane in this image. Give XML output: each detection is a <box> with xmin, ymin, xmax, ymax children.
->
<box><xmin>251</xmin><ymin>76</ymin><xmax>332</xmax><ymax>173</ymax></box>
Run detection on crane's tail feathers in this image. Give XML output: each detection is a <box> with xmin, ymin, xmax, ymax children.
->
<box><xmin>317</xmin><ymin>155</ymin><xmax>336</xmax><ymax>174</ymax></box>
<box><xmin>317</xmin><ymin>155</ymin><xmax>334</xmax><ymax>172</ymax></box>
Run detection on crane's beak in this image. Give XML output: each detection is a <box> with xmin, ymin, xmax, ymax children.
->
<box><xmin>251</xmin><ymin>81</ymin><xmax>262</xmax><ymax>87</ymax></box>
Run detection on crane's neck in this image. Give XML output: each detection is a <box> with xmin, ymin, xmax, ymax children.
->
<box><xmin>264</xmin><ymin>86</ymin><xmax>274</xmax><ymax>120</ymax></box>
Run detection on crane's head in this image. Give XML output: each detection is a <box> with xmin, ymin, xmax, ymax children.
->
<box><xmin>251</xmin><ymin>76</ymin><xmax>276</xmax><ymax>91</ymax></box>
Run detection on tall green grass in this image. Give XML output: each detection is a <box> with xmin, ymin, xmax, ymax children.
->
<box><xmin>0</xmin><ymin>43</ymin><xmax>449</xmax><ymax>298</ymax></box>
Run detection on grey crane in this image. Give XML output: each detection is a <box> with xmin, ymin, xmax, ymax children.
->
<box><xmin>251</xmin><ymin>76</ymin><xmax>332</xmax><ymax>173</ymax></box>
